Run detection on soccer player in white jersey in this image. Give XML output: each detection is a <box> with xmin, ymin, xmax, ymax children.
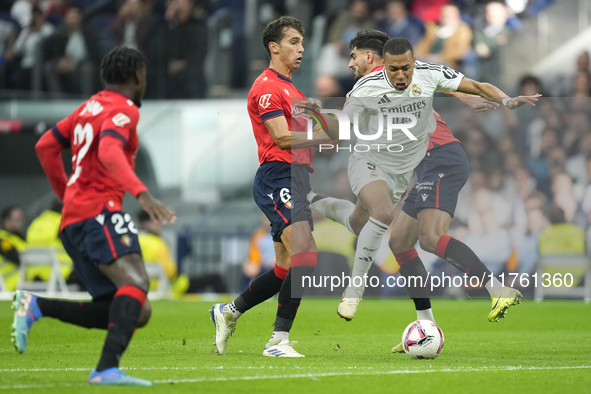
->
<box><xmin>308</xmin><ymin>37</ymin><xmax>539</xmax><ymax>321</ymax></box>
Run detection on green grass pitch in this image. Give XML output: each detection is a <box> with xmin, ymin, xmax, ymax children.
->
<box><xmin>1</xmin><ymin>298</ymin><xmax>590</xmax><ymax>393</ymax></box>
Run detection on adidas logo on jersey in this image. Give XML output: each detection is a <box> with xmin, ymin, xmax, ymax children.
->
<box><xmin>377</xmin><ymin>95</ymin><xmax>391</xmax><ymax>105</ymax></box>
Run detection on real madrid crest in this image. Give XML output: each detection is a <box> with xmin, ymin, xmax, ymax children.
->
<box><xmin>412</xmin><ymin>84</ymin><xmax>422</xmax><ymax>97</ymax></box>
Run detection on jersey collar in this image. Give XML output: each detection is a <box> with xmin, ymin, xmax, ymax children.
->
<box><xmin>265</xmin><ymin>68</ymin><xmax>293</xmax><ymax>84</ymax></box>
<box><xmin>371</xmin><ymin>66</ymin><xmax>384</xmax><ymax>72</ymax></box>
<box><xmin>382</xmin><ymin>68</ymin><xmax>395</xmax><ymax>89</ymax></box>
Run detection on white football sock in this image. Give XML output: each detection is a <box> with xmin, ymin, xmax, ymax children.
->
<box><xmin>484</xmin><ymin>277</ymin><xmax>504</xmax><ymax>295</ymax></box>
<box><xmin>225</xmin><ymin>302</ymin><xmax>242</xmax><ymax>320</ymax></box>
<box><xmin>310</xmin><ymin>197</ymin><xmax>356</xmax><ymax>236</ymax></box>
<box><xmin>271</xmin><ymin>331</ymin><xmax>289</xmax><ymax>343</ymax></box>
<box><xmin>348</xmin><ymin>217</ymin><xmax>389</xmax><ymax>295</ymax></box>
<box><xmin>417</xmin><ymin>308</ymin><xmax>435</xmax><ymax>323</ymax></box>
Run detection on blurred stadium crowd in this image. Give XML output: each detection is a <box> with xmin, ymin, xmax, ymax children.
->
<box><xmin>0</xmin><ymin>0</ymin><xmax>569</xmax><ymax>99</ymax></box>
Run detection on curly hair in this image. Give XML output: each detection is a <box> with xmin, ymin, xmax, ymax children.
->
<box><xmin>100</xmin><ymin>46</ymin><xmax>148</xmax><ymax>85</ymax></box>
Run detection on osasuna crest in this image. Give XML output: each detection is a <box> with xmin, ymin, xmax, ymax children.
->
<box><xmin>121</xmin><ymin>234</ymin><xmax>132</xmax><ymax>247</ymax></box>
<box><xmin>259</xmin><ymin>94</ymin><xmax>272</xmax><ymax>109</ymax></box>
<box><xmin>280</xmin><ymin>188</ymin><xmax>293</xmax><ymax>209</ymax></box>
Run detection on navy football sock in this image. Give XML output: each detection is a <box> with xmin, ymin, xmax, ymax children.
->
<box><xmin>36</xmin><ymin>298</ymin><xmax>110</xmax><ymax>329</ymax></box>
<box><xmin>96</xmin><ymin>285</ymin><xmax>145</xmax><ymax>372</ymax></box>
<box><xmin>274</xmin><ymin>252</ymin><xmax>317</xmax><ymax>332</ymax></box>
<box><xmin>233</xmin><ymin>264</ymin><xmax>288</xmax><ymax>313</ymax></box>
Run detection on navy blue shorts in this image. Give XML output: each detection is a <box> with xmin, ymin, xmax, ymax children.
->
<box><xmin>402</xmin><ymin>142</ymin><xmax>469</xmax><ymax>219</ymax></box>
<box><xmin>60</xmin><ymin>209</ymin><xmax>142</xmax><ymax>299</ymax></box>
<box><xmin>253</xmin><ymin>161</ymin><xmax>313</xmax><ymax>242</ymax></box>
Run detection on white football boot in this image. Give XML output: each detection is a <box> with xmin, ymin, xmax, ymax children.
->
<box><xmin>210</xmin><ymin>303</ymin><xmax>237</xmax><ymax>354</ymax></box>
<box><xmin>337</xmin><ymin>287</ymin><xmax>363</xmax><ymax>321</ymax></box>
<box><xmin>391</xmin><ymin>342</ymin><xmax>405</xmax><ymax>353</ymax></box>
<box><xmin>263</xmin><ymin>339</ymin><xmax>305</xmax><ymax>357</ymax></box>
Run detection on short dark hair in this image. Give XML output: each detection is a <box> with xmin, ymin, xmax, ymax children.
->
<box><xmin>349</xmin><ymin>29</ymin><xmax>389</xmax><ymax>57</ymax></box>
<box><xmin>262</xmin><ymin>16</ymin><xmax>305</xmax><ymax>59</ymax></box>
<box><xmin>32</xmin><ymin>5</ymin><xmax>43</xmax><ymax>17</ymax></box>
<box><xmin>548</xmin><ymin>205</ymin><xmax>566</xmax><ymax>224</ymax></box>
<box><xmin>519</xmin><ymin>74</ymin><xmax>541</xmax><ymax>89</ymax></box>
<box><xmin>50</xmin><ymin>199</ymin><xmax>63</xmax><ymax>213</ymax></box>
<box><xmin>100</xmin><ymin>46</ymin><xmax>148</xmax><ymax>85</ymax></box>
<box><xmin>67</xmin><ymin>4</ymin><xmax>84</xmax><ymax>15</ymax></box>
<box><xmin>387</xmin><ymin>0</ymin><xmax>409</xmax><ymax>10</ymax></box>
<box><xmin>1</xmin><ymin>205</ymin><xmax>20</xmax><ymax>224</ymax></box>
<box><xmin>383</xmin><ymin>37</ymin><xmax>414</xmax><ymax>57</ymax></box>
<box><xmin>138</xmin><ymin>210</ymin><xmax>151</xmax><ymax>223</ymax></box>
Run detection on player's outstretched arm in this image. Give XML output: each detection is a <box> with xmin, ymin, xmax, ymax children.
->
<box><xmin>35</xmin><ymin>129</ymin><xmax>69</xmax><ymax>201</ymax></box>
<box><xmin>264</xmin><ymin>115</ymin><xmax>333</xmax><ymax>150</ymax></box>
<box><xmin>444</xmin><ymin>92</ymin><xmax>500</xmax><ymax>112</ymax></box>
<box><xmin>98</xmin><ymin>135</ymin><xmax>176</xmax><ymax>224</ymax></box>
<box><xmin>456</xmin><ymin>77</ymin><xmax>541</xmax><ymax>109</ymax></box>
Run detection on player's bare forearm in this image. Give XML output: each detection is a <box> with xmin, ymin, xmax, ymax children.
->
<box><xmin>291</xmin><ymin>129</ymin><xmax>333</xmax><ymax>149</ymax></box>
<box><xmin>294</xmin><ymin>100</ymin><xmax>340</xmax><ymax>140</ymax></box>
<box><xmin>444</xmin><ymin>92</ymin><xmax>499</xmax><ymax>112</ymax></box>
<box><xmin>444</xmin><ymin>91</ymin><xmax>473</xmax><ymax>98</ymax></box>
<box><xmin>456</xmin><ymin>78</ymin><xmax>507</xmax><ymax>102</ymax></box>
<box><xmin>456</xmin><ymin>77</ymin><xmax>541</xmax><ymax>109</ymax></box>
<box><xmin>264</xmin><ymin>115</ymin><xmax>327</xmax><ymax>149</ymax></box>
<box><xmin>321</xmin><ymin>113</ymin><xmax>341</xmax><ymax>140</ymax></box>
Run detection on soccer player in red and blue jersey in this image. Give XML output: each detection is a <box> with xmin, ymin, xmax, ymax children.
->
<box><xmin>11</xmin><ymin>47</ymin><xmax>175</xmax><ymax>386</ymax></box>
<box><xmin>211</xmin><ymin>16</ymin><xmax>333</xmax><ymax>357</ymax></box>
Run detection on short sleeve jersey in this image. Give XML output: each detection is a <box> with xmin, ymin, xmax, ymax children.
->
<box><xmin>51</xmin><ymin>88</ymin><xmax>141</xmax><ymax>231</ymax></box>
<box><xmin>342</xmin><ymin>61</ymin><xmax>463</xmax><ymax>173</ymax></box>
<box><xmin>247</xmin><ymin>68</ymin><xmax>313</xmax><ymax>170</ymax></box>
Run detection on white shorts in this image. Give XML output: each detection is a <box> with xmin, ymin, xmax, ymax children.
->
<box><xmin>347</xmin><ymin>152</ymin><xmax>414</xmax><ymax>205</ymax></box>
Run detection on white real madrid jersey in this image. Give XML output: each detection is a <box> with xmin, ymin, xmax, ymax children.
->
<box><xmin>342</xmin><ymin>61</ymin><xmax>463</xmax><ymax>174</ymax></box>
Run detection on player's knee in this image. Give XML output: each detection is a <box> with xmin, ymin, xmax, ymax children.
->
<box><xmin>130</xmin><ymin>265</ymin><xmax>151</xmax><ymax>292</ymax></box>
<box><xmin>369</xmin><ymin>209</ymin><xmax>394</xmax><ymax>227</ymax></box>
<box><xmin>276</xmin><ymin>256</ymin><xmax>290</xmax><ymax>269</ymax></box>
<box><xmin>348</xmin><ymin>215</ymin><xmax>364</xmax><ymax>236</ymax></box>
<box><xmin>128</xmin><ymin>275</ymin><xmax>150</xmax><ymax>294</ymax></box>
<box><xmin>388</xmin><ymin>236</ymin><xmax>406</xmax><ymax>254</ymax></box>
<box><xmin>418</xmin><ymin>231</ymin><xmax>439</xmax><ymax>254</ymax></box>
<box><xmin>137</xmin><ymin>301</ymin><xmax>152</xmax><ymax>328</ymax></box>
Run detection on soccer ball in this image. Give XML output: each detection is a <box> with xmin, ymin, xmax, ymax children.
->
<box><xmin>401</xmin><ymin>320</ymin><xmax>444</xmax><ymax>359</ymax></box>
